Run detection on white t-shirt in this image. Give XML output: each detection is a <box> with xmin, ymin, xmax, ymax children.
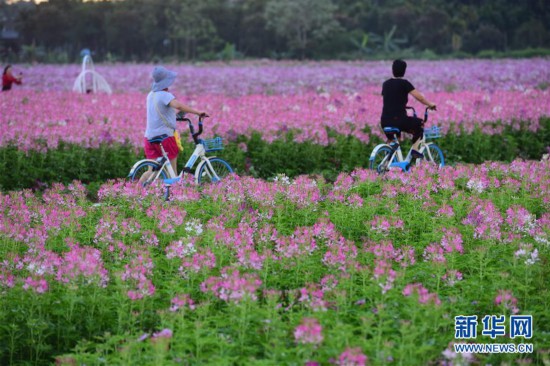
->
<box><xmin>145</xmin><ymin>90</ymin><xmax>176</xmax><ymax>139</ymax></box>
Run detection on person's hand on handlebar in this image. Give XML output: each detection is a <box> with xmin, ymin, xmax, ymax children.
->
<box><xmin>427</xmin><ymin>103</ymin><xmax>437</xmax><ymax>111</ymax></box>
<box><xmin>198</xmin><ymin>112</ymin><xmax>209</xmax><ymax>119</ymax></box>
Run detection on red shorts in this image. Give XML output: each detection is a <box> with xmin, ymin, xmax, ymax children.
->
<box><xmin>143</xmin><ymin>136</ymin><xmax>179</xmax><ymax>160</ymax></box>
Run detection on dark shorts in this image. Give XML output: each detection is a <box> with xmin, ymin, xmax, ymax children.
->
<box><xmin>143</xmin><ymin>136</ymin><xmax>179</xmax><ymax>160</ymax></box>
<box><xmin>381</xmin><ymin>116</ymin><xmax>424</xmax><ymax>142</ymax></box>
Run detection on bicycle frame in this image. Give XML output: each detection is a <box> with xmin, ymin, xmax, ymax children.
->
<box><xmin>369</xmin><ymin>106</ymin><xmax>439</xmax><ymax>172</ymax></box>
<box><xmin>128</xmin><ymin>115</ymin><xmax>223</xmax><ymax>185</ymax></box>
<box><xmin>369</xmin><ymin>140</ymin><xmax>422</xmax><ymax>172</ymax></box>
<box><xmin>164</xmin><ymin>142</ymin><xmax>222</xmax><ymax>184</ymax></box>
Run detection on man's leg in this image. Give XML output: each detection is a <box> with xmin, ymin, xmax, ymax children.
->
<box><xmin>405</xmin><ymin>117</ymin><xmax>424</xmax><ymax>153</ymax></box>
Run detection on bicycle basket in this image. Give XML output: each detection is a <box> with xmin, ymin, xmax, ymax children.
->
<box><xmin>202</xmin><ymin>137</ymin><xmax>224</xmax><ymax>152</ymax></box>
<box><xmin>424</xmin><ymin>126</ymin><xmax>441</xmax><ymax>139</ymax></box>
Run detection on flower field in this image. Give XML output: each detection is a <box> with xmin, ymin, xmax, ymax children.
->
<box><xmin>2</xmin><ymin>59</ymin><xmax>550</xmax><ymax>150</ymax></box>
<box><xmin>1</xmin><ymin>160</ymin><xmax>549</xmax><ymax>365</ymax></box>
<box><xmin>1</xmin><ymin>59</ymin><xmax>550</xmax><ymax>365</ymax></box>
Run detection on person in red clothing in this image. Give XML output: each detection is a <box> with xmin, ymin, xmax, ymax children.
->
<box><xmin>2</xmin><ymin>65</ymin><xmax>23</xmax><ymax>91</ymax></box>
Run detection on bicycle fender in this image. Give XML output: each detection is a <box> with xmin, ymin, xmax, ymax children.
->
<box><xmin>369</xmin><ymin>144</ymin><xmax>391</xmax><ymax>161</ymax></box>
<box><xmin>128</xmin><ymin>159</ymin><xmax>159</xmax><ymax>177</ymax></box>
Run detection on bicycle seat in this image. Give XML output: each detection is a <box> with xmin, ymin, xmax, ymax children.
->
<box><xmin>147</xmin><ymin>134</ymin><xmax>169</xmax><ymax>144</ymax></box>
<box><xmin>383</xmin><ymin>127</ymin><xmax>401</xmax><ymax>134</ymax></box>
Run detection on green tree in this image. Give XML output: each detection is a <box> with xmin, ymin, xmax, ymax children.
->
<box><xmin>265</xmin><ymin>0</ymin><xmax>340</xmax><ymax>58</ymax></box>
<box><xmin>164</xmin><ymin>0</ymin><xmax>221</xmax><ymax>60</ymax></box>
<box><xmin>514</xmin><ymin>19</ymin><xmax>549</xmax><ymax>48</ymax></box>
<box><xmin>415</xmin><ymin>8</ymin><xmax>452</xmax><ymax>54</ymax></box>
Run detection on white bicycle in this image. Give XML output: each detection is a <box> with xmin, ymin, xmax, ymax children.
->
<box><xmin>128</xmin><ymin>115</ymin><xmax>233</xmax><ymax>188</ymax></box>
<box><xmin>369</xmin><ymin>107</ymin><xmax>444</xmax><ymax>173</ymax></box>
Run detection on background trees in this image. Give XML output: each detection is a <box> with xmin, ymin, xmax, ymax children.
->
<box><xmin>0</xmin><ymin>0</ymin><xmax>549</xmax><ymax>62</ymax></box>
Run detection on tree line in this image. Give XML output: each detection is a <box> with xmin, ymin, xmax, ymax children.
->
<box><xmin>1</xmin><ymin>0</ymin><xmax>549</xmax><ymax>62</ymax></box>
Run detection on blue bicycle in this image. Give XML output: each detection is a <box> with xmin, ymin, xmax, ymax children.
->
<box><xmin>369</xmin><ymin>107</ymin><xmax>444</xmax><ymax>173</ymax></box>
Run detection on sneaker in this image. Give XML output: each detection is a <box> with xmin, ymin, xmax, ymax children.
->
<box><xmin>411</xmin><ymin>149</ymin><xmax>424</xmax><ymax>159</ymax></box>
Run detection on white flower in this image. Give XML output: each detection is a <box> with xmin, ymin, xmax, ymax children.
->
<box><xmin>466</xmin><ymin>178</ymin><xmax>485</xmax><ymax>193</ymax></box>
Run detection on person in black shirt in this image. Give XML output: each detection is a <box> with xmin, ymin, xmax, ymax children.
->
<box><xmin>381</xmin><ymin>59</ymin><xmax>436</xmax><ymax>158</ymax></box>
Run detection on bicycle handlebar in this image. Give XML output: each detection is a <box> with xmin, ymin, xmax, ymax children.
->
<box><xmin>406</xmin><ymin>106</ymin><xmax>434</xmax><ymax>123</ymax></box>
<box><xmin>177</xmin><ymin>112</ymin><xmax>205</xmax><ymax>145</ymax></box>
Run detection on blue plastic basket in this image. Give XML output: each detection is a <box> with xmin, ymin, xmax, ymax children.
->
<box><xmin>202</xmin><ymin>137</ymin><xmax>224</xmax><ymax>152</ymax></box>
<box><xmin>424</xmin><ymin>126</ymin><xmax>442</xmax><ymax>139</ymax></box>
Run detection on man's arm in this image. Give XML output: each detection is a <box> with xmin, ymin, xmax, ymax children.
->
<box><xmin>410</xmin><ymin>89</ymin><xmax>436</xmax><ymax>110</ymax></box>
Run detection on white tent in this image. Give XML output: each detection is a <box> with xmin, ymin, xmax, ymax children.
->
<box><xmin>73</xmin><ymin>54</ymin><xmax>112</xmax><ymax>94</ymax></box>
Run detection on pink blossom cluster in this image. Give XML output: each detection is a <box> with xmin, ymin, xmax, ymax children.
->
<box><xmin>200</xmin><ymin>267</ymin><xmax>262</xmax><ymax>303</ymax></box>
<box><xmin>1</xmin><ymin>87</ymin><xmax>549</xmax><ymax>151</ymax></box>
<box><xmin>505</xmin><ymin>205</ymin><xmax>537</xmax><ymax>234</ymax></box>
<box><xmin>14</xmin><ymin>59</ymin><xmax>550</xmax><ymax>95</ymax></box>
<box><xmin>170</xmin><ymin>294</ymin><xmax>196</xmax><ymax>312</ymax></box>
<box><xmin>462</xmin><ymin>199</ymin><xmax>504</xmax><ymax>240</ymax></box>
<box><xmin>0</xmin><ymin>156</ymin><xmax>548</xmax><ymax>365</ymax></box>
<box><xmin>514</xmin><ymin>243</ymin><xmax>539</xmax><ymax>266</ymax></box>
<box><xmin>366</xmin><ymin>240</ymin><xmax>416</xmax><ymax>268</ymax></box>
<box><xmin>297</xmin><ymin>283</ymin><xmax>329</xmax><ymax>312</ymax></box>
<box><xmin>494</xmin><ymin>289</ymin><xmax>520</xmax><ymax>314</ymax></box>
<box><xmin>180</xmin><ymin>248</ymin><xmax>216</xmax><ymax>274</ymax></box>
<box><xmin>442</xmin><ymin>270</ymin><xmax>463</xmax><ymax>287</ymax></box>
<box><xmin>370</xmin><ymin>216</ymin><xmax>404</xmax><ymax>233</ymax></box>
<box><xmin>120</xmin><ymin>250</ymin><xmax>156</xmax><ymax>300</ymax></box>
<box><xmin>423</xmin><ymin>227</ymin><xmax>464</xmax><ymax>263</ymax></box>
<box><xmin>337</xmin><ymin>347</ymin><xmax>368</xmax><ymax>366</ymax></box>
<box><xmin>402</xmin><ymin>283</ymin><xmax>442</xmax><ymax>306</ymax></box>
<box><xmin>57</xmin><ymin>241</ymin><xmax>109</xmax><ymax>287</ymax></box>
<box><xmin>294</xmin><ymin>317</ymin><xmax>323</xmax><ymax>345</ymax></box>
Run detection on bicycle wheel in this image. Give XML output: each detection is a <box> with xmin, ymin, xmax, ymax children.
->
<box><xmin>369</xmin><ymin>146</ymin><xmax>395</xmax><ymax>173</ymax></box>
<box><xmin>129</xmin><ymin>161</ymin><xmax>167</xmax><ymax>186</ymax></box>
<box><xmin>422</xmin><ymin>143</ymin><xmax>445</xmax><ymax>167</ymax></box>
<box><xmin>197</xmin><ymin>158</ymin><xmax>233</xmax><ymax>184</ymax></box>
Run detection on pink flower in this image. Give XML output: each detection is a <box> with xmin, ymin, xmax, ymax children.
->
<box><xmin>152</xmin><ymin>328</ymin><xmax>173</xmax><ymax>339</ymax></box>
<box><xmin>200</xmin><ymin>267</ymin><xmax>262</xmax><ymax>303</ymax></box>
<box><xmin>514</xmin><ymin>243</ymin><xmax>539</xmax><ymax>265</ymax></box>
<box><xmin>402</xmin><ymin>283</ymin><xmax>441</xmax><ymax>306</ymax></box>
<box><xmin>495</xmin><ymin>290</ymin><xmax>519</xmax><ymax>314</ymax></box>
<box><xmin>441</xmin><ymin>342</ymin><xmax>475</xmax><ymax>365</ymax></box>
<box><xmin>23</xmin><ymin>276</ymin><xmax>49</xmax><ymax>293</ymax></box>
<box><xmin>337</xmin><ymin>347</ymin><xmax>368</xmax><ymax>366</ymax></box>
<box><xmin>370</xmin><ymin>216</ymin><xmax>404</xmax><ymax>233</ymax></box>
<box><xmin>436</xmin><ymin>204</ymin><xmax>455</xmax><ymax>217</ymax></box>
<box><xmin>442</xmin><ymin>270</ymin><xmax>463</xmax><ymax>287</ymax></box>
<box><xmin>294</xmin><ymin>318</ymin><xmax>323</xmax><ymax>345</ymax></box>
<box><xmin>440</xmin><ymin>227</ymin><xmax>464</xmax><ymax>254</ymax></box>
<box><xmin>298</xmin><ymin>284</ymin><xmax>328</xmax><ymax>311</ymax></box>
<box><xmin>170</xmin><ymin>294</ymin><xmax>196</xmax><ymax>312</ymax></box>
<box><xmin>180</xmin><ymin>248</ymin><xmax>216</xmax><ymax>273</ymax></box>
<box><xmin>506</xmin><ymin>205</ymin><xmax>536</xmax><ymax>233</ymax></box>
<box><xmin>462</xmin><ymin>199</ymin><xmax>503</xmax><ymax>240</ymax></box>
<box><xmin>120</xmin><ymin>250</ymin><xmax>155</xmax><ymax>300</ymax></box>
<box><xmin>423</xmin><ymin>243</ymin><xmax>446</xmax><ymax>263</ymax></box>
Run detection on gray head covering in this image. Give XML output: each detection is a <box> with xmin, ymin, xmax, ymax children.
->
<box><xmin>151</xmin><ymin>66</ymin><xmax>177</xmax><ymax>92</ymax></box>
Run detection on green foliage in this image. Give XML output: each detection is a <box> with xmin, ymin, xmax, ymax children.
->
<box><xmin>0</xmin><ymin>157</ymin><xmax>549</xmax><ymax>364</ymax></box>
<box><xmin>4</xmin><ymin>0</ymin><xmax>548</xmax><ymax>61</ymax></box>
<box><xmin>265</xmin><ymin>0</ymin><xmax>340</xmax><ymax>59</ymax></box>
<box><xmin>0</xmin><ymin>118</ymin><xmax>548</xmax><ymax>193</ymax></box>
